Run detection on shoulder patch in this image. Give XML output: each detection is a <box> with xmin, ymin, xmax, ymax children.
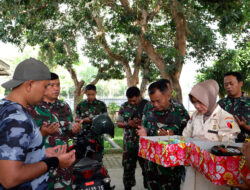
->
<box><xmin>225</xmin><ymin>117</ymin><xmax>234</xmax><ymax>129</ymax></box>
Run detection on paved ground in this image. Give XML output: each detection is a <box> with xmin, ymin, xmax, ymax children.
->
<box><xmin>103</xmin><ymin>153</ymin><xmax>146</xmax><ymax>190</ymax></box>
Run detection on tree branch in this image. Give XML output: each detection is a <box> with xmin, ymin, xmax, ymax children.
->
<box><xmin>133</xmin><ymin>38</ymin><xmax>143</xmax><ymax>82</ymax></box>
<box><xmin>169</xmin><ymin>0</ymin><xmax>188</xmax><ymax>78</ymax></box>
<box><xmin>148</xmin><ymin>0</ymin><xmax>162</xmax><ymax>20</ymax></box>
<box><xmin>139</xmin><ymin>34</ymin><xmax>168</xmax><ymax>78</ymax></box>
<box><xmin>119</xmin><ymin>0</ymin><xmax>133</xmax><ymax>14</ymax></box>
<box><xmin>63</xmin><ymin>43</ymin><xmax>85</xmax><ymax>93</ymax></box>
<box><xmin>92</xmin><ymin>13</ymin><xmax>133</xmax><ymax>79</ymax></box>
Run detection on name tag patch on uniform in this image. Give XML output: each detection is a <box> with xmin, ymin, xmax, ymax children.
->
<box><xmin>225</xmin><ymin>117</ymin><xmax>234</xmax><ymax>129</ymax></box>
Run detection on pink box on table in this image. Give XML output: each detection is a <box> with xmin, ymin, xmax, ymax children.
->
<box><xmin>189</xmin><ymin>140</ymin><xmax>250</xmax><ymax>186</ymax></box>
<box><xmin>139</xmin><ymin>136</ymin><xmax>190</xmax><ymax>167</ymax></box>
<box><xmin>139</xmin><ymin>137</ymin><xmax>250</xmax><ymax>186</ymax></box>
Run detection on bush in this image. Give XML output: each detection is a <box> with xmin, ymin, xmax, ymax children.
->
<box><xmin>108</xmin><ymin>102</ymin><xmax>120</xmax><ymax>122</ymax></box>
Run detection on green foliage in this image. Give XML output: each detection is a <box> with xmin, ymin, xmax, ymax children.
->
<box><xmin>60</xmin><ymin>90</ymin><xmax>68</xmax><ymax>98</ymax></box>
<box><xmin>196</xmin><ymin>43</ymin><xmax>250</xmax><ymax>97</ymax></box>
<box><xmin>107</xmin><ymin>102</ymin><xmax>120</xmax><ymax>122</ymax></box>
<box><xmin>187</xmin><ymin>20</ymin><xmax>217</xmax><ymax>64</ymax></box>
<box><xmin>108</xmin><ymin>102</ymin><xmax>120</xmax><ymax>116</ymax></box>
<box><xmin>4</xmin><ymin>88</ymin><xmax>10</xmax><ymax>96</ymax></box>
<box><xmin>104</xmin><ymin>125</ymin><xmax>123</xmax><ymax>151</ymax></box>
<box><xmin>197</xmin><ymin>0</ymin><xmax>249</xmax><ymax>36</ymax></box>
<box><xmin>0</xmin><ymin>0</ymin><xmax>248</xmax><ymax>98</ymax></box>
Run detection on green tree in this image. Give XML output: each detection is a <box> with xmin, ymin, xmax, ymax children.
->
<box><xmin>0</xmin><ymin>0</ymin><xmax>248</xmax><ymax>103</ymax></box>
<box><xmin>196</xmin><ymin>43</ymin><xmax>250</xmax><ymax>98</ymax></box>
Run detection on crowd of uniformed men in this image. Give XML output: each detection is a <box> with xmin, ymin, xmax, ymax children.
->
<box><xmin>0</xmin><ymin>58</ymin><xmax>249</xmax><ymax>190</ymax></box>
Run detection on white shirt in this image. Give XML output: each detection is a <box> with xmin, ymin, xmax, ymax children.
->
<box><xmin>183</xmin><ymin>105</ymin><xmax>240</xmax><ymax>142</ymax></box>
<box><xmin>182</xmin><ymin>105</ymin><xmax>240</xmax><ymax>190</ymax></box>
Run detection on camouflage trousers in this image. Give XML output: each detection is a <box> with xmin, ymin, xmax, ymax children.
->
<box><xmin>145</xmin><ymin>161</ymin><xmax>184</xmax><ymax>190</ymax></box>
<box><xmin>49</xmin><ymin>167</ymin><xmax>73</xmax><ymax>190</ymax></box>
<box><xmin>122</xmin><ymin>139</ymin><xmax>147</xmax><ymax>189</ymax></box>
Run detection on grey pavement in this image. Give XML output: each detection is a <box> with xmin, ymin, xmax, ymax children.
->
<box><xmin>103</xmin><ymin>153</ymin><xmax>146</xmax><ymax>190</ymax></box>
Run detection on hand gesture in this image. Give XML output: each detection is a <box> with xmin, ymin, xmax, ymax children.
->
<box><xmin>71</xmin><ymin>120</ymin><xmax>83</xmax><ymax>134</ymax></box>
<box><xmin>157</xmin><ymin>129</ymin><xmax>174</xmax><ymax>136</ymax></box>
<box><xmin>83</xmin><ymin>117</ymin><xmax>92</xmax><ymax>123</ymax></box>
<box><xmin>134</xmin><ymin>118</ymin><xmax>142</xmax><ymax>128</ymax></box>
<box><xmin>235</xmin><ymin>116</ymin><xmax>250</xmax><ymax>132</ymax></box>
<box><xmin>128</xmin><ymin>119</ymin><xmax>137</xmax><ymax>128</ymax></box>
<box><xmin>40</xmin><ymin>122</ymin><xmax>60</xmax><ymax>137</ymax></box>
<box><xmin>58</xmin><ymin>149</ymin><xmax>76</xmax><ymax>168</ymax></box>
<box><xmin>136</xmin><ymin>125</ymin><xmax>147</xmax><ymax>136</ymax></box>
<box><xmin>46</xmin><ymin>145</ymin><xmax>67</xmax><ymax>157</ymax></box>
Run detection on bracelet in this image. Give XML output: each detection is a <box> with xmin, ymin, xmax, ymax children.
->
<box><xmin>42</xmin><ymin>157</ymin><xmax>59</xmax><ymax>171</ymax></box>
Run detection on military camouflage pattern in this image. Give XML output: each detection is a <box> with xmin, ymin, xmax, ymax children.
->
<box><xmin>75</xmin><ymin>99</ymin><xmax>107</xmax><ymax>129</ymax></box>
<box><xmin>117</xmin><ymin>99</ymin><xmax>148</xmax><ymax>189</ymax></box>
<box><xmin>28</xmin><ymin>100</ymin><xmax>73</xmax><ymax>190</ymax></box>
<box><xmin>0</xmin><ymin>99</ymin><xmax>49</xmax><ymax>190</ymax></box>
<box><xmin>75</xmin><ymin>99</ymin><xmax>107</xmax><ymax>156</ymax></box>
<box><xmin>142</xmin><ymin>101</ymin><xmax>190</xmax><ymax>190</ymax></box>
<box><xmin>218</xmin><ymin>94</ymin><xmax>250</xmax><ymax>140</ymax></box>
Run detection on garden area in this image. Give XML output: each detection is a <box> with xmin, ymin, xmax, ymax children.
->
<box><xmin>104</xmin><ymin>126</ymin><xmax>124</xmax><ymax>154</ymax></box>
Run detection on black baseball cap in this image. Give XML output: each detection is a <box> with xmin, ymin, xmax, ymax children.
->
<box><xmin>1</xmin><ymin>58</ymin><xmax>51</xmax><ymax>89</ymax></box>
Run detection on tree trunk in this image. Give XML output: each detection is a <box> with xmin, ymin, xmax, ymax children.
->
<box><xmin>123</xmin><ymin>64</ymin><xmax>139</xmax><ymax>87</ymax></box>
<box><xmin>127</xmin><ymin>77</ymin><xmax>139</xmax><ymax>87</ymax></box>
<box><xmin>169</xmin><ymin>73</ymin><xmax>182</xmax><ymax>101</ymax></box>
<box><xmin>67</xmin><ymin>67</ymin><xmax>85</xmax><ymax>111</ymax></box>
<box><xmin>74</xmin><ymin>84</ymin><xmax>85</xmax><ymax>111</ymax></box>
<box><xmin>93</xmin><ymin>13</ymin><xmax>140</xmax><ymax>88</ymax></box>
<box><xmin>168</xmin><ymin>0</ymin><xmax>189</xmax><ymax>103</ymax></box>
<box><xmin>140</xmin><ymin>59</ymin><xmax>150</xmax><ymax>97</ymax></box>
<box><xmin>140</xmin><ymin>78</ymin><xmax>149</xmax><ymax>97</ymax></box>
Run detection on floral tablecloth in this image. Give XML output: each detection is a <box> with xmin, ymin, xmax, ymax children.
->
<box><xmin>138</xmin><ymin>136</ymin><xmax>250</xmax><ymax>186</ymax></box>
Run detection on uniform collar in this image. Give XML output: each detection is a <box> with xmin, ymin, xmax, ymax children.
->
<box><xmin>86</xmin><ymin>99</ymin><xmax>98</xmax><ymax>105</ymax></box>
<box><xmin>152</xmin><ymin>101</ymin><xmax>174</xmax><ymax>114</ymax></box>
<box><xmin>41</xmin><ymin>99</ymin><xmax>59</xmax><ymax>106</ymax></box>
<box><xmin>226</xmin><ymin>92</ymin><xmax>248</xmax><ymax>102</ymax></box>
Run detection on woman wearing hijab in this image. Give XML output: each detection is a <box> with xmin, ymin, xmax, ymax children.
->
<box><xmin>182</xmin><ymin>80</ymin><xmax>240</xmax><ymax>190</ymax></box>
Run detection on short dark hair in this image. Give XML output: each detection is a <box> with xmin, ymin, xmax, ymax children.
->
<box><xmin>126</xmin><ymin>86</ymin><xmax>140</xmax><ymax>98</ymax></box>
<box><xmin>85</xmin><ymin>84</ymin><xmax>96</xmax><ymax>91</ymax></box>
<box><xmin>148</xmin><ymin>81</ymin><xmax>169</xmax><ymax>95</ymax></box>
<box><xmin>157</xmin><ymin>78</ymin><xmax>171</xmax><ymax>85</ymax></box>
<box><xmin>51</xmin><ymin>72</ymin><xmax>59</xmax><ymax>80</ymax></box>
<box><xmin>224</xmin><ymin>72</ymin><xmax>243</xmax><ymax>82</ymax></box>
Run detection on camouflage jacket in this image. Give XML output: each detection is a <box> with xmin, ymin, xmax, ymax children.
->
<box><xmin>142</xmin><ymin>100</ymin><xmax>189</xmax><ymax>176</ymax></box>
<box><xmin>218</xmin><ymin>94</ymin><xmax>250</xmax><ymax>137</ymax></box>
<box><xmin>28</xmin><ymin>99</ymin><xmax>73</xmax><ymax>148</ymax></box>
<box><xmin>75</xmin><ymin>99</ymin><xmax>107</xmax><ymax>129</ymax></box>
<box><xmin>117</xmin><ymin>99</ymin><xmax>148</xmax><ymax>142</ymax></box>
<box><xmin>143</xmin><ymin>100</ymin><xmax>190</xmax><ymax>136</ymax></box>
<box><xmin>0</xmin><ymin>99</ymin><xmax>49</xmax><ymax>190</ymax></box>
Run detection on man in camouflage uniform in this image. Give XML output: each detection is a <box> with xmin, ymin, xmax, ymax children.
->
<box><xmin>218</xmin><ymin>72</ymin><xmax>250</xmax><ymax>142</ymax></box>
<box><xmin>156</xmin><ymin>78</ymin><xmax>186</xmax><ymax>111</ymax></box>
<box><xmin>28</xmin><ymin>72</ymin><xmax>82</xmax><ymax>190</ymax></box>
<box><xmin>75</xmin><ymin>84</ymin><xmax>107</xmax><ymax>157</ymax></box>
<box><xmin>0</xmin><ymin>58</ymin><xmax>75</xmax><ymax>190</ymax></box>
<box><xmin>117</xmin><ymin>87</ymin><xmax>148</xmax><ymax>190</ymax></box>
<box><xmin>137</xmin><ymin>81</ymin><xmax>190</xmax><ymax>190</ymax></box>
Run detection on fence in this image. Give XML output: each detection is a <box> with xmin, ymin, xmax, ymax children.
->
<box><xmin>65</xmin><ymin>97</ymin><xmax>194</xmax><ymax>113</ymax></box>
<box><xmin>65</xmin><ymin>98</ymin><xmax>127</xmax><ymax>111</ymax></box>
